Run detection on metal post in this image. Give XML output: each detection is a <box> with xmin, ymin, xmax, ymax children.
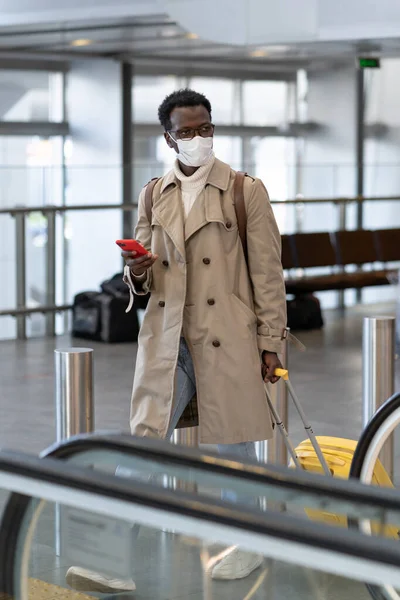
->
<box><xmin>294</xmin><ymin>72</ymin><xmax>304</xmax><ymax>232</ymax></box>
<box><xmin>54</xmin><ymin>347</ymin><xmax>94</xmax><ymax>555</ymax></box>
<box><xmin>257</xmin><ymin>335</ymin><xmax>289</xmax><ymax>465</ymax></box>
<box><xmin>338</xmin><ymin>202</ymin><xmax>347</xmax><ymax>230</ymax></box>
<box><xmin>356</xmin><ymin>66</ymin><xmax>365</xmax><ymax>304</ymax></box>
<box><xmin>15</xmin><ymin>212</ymin><xmax>26</xmax><ymax>340</ymax></box>
<box><xmin>356</xmin><ymin>67</ymin><xmax>365</xmax><ymax>230</ymax></box>
<box><xmin>61</xmin><ymin>71</ymin><xmax>69</xmax><ymax>335</ymax></box>
<box><xmin>171</xmin><ymin>427</ymin><xmax>199</xmax><ymax>495</ymax></box>
<box><xmin>55</xmin><ymin>348</ymin><xmax>94</xmax><ymax>441</ymax></box>
<box><xmin>338</xmin><ymin>201</ymin><xmax>347</xmax><ymax>310</ymax></box>
<box><xmin>362</xmin><ymin>317</ymin><xmax>395</xmax><ymax>479</ymax></box>
<box><xmin>275</xmin><ymin>337</ymin><xmax>289</xmax><ymax>466</ymax></box>
<box><xmin>173</xmin><ymin>426</ymin><xmax>199</xmax><ymax>447</ymax></box>
<box><xmin>45</xmin><ymin>211</ymin><xmax>56</xmax><ymax>336</ymax></box>
<box><xmin>122</xmin><ymin>62</ymin><xmax>134</xmax><ymax>239</ymax></box>
<box><xmin>294</xmin><ymin>197</ymin><xmax>305</xmax><ymax>233</ymax></box>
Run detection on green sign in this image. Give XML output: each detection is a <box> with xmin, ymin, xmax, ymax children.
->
<box><xmin>358</xmin><ymin>57</ymin><xmax>380</xmax><ymax>69</ymax></box>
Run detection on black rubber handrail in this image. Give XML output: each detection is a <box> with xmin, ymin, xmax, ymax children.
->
<box><xmin>349</xmin><ymin>392</ymin><xmax>400</xmax><ymax>600</ymax></box>
<box><xmin>350</xmin><ymin>392</ymin><xmax>400</xmax><ymax>481</ymax></box>
<box><xmin>39</xmin><ymin>431</ymin><xmax>400</xmax><ymax>514</ymax></box>
<box><xmin>2</xmin><ymin>447</ymin><xmax>400</xmax><ymax>597</ymax></box>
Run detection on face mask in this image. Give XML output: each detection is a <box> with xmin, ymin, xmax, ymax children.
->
<box><xmin>172</xmin><ymin>135</ymin><xmax>214</xmax><ymax>167</ymax></box>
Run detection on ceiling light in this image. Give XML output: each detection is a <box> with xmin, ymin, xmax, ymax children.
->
<box><xmin>250</xmin><ymin>49</ymin><xmax>268</xmax><ymax>58</ymax></box>
<box><xmin>161</xmin><ymin>29</ymin><xmax>179</xmax><ymax>38</ymax></box>
<box><xmin>70</xmin><ymin>39</ymin><xmax>93</xmax><ymax>47</ymax></box>
<box><xmin>267</xmin><ymin>45</ymin><xmax>290</xmax><ymax>53</ymax></box>
<box><xmin>185</xmin><ymin>32</ymin><xmax>199</xmax><ymax>40</ymax></box>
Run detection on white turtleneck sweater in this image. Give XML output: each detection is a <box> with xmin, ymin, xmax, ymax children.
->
<box><xmin>173</xmin><ymin>153</ymin><xmax>216</xmax><ymax>220</ymax></box>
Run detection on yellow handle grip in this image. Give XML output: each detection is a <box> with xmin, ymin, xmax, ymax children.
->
<box><xmin>274</xmin><ymin>368</ymin><xmax>289</xmax><ymax>380</ymax></box>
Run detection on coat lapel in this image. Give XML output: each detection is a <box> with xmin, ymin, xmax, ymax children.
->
<box><xmin>152</xmin><ymin>178</ymin><xmax>186</xmax><ymax>260</ymax></box>
<box><xmin>184</xmin><ymin>158</ymin><xmax>232</xmax><ymax>242</ymax></box>
<box><xmin>152</xmin><ymin>159</ymin><xmax>233</xmax><ymax>251</ymax></box>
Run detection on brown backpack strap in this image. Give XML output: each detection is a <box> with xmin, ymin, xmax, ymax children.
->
<box><xmin>144</xmin><ymin>177</ymin><xmax>161</xmax><ymax>223</ymax></box>
<box><xmin>233</xmin><ymin>171</ymin><xmax>248</xmax><ymax>264</ymax></box>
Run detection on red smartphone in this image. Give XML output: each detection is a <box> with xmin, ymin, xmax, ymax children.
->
<box><xmin>115</xmin><ymin>239</ymin><xmax>148</xmax><ymax>257</ymax></box>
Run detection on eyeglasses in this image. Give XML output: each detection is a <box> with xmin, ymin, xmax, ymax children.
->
<box><xmin>168</xmin><ymin>123</ymin><xmax>215</xmax><ymax>141</ymax></box>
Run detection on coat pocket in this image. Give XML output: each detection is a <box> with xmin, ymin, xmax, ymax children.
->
<box><xmin>211</xmin><ymin>219</ymin><xmax>239</xmax><ymax>255</ymax></box>
<box><xmin>230</xmin><ymin>294</ymin><xmax>257</xmax><ymax>327</ymax></box>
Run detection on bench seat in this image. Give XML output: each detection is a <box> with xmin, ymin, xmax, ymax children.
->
<box><xmin>285</xmin><ymin>269</ymin><xmax>396</xmax><ymax>295</ymax></box>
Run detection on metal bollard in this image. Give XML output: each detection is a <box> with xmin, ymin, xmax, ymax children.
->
<box><xmin>173</xmin><ymin>426</ymin><xmax>199</xmax><ymax>447</ymax></box>
<box><xmin>55</xmin><ymin>348</ymin><xmax>94</xmax><ymax>442</ymax></box>
<box><xmin>172</xmin><ymin>427</ymin><xmax>199</xmax><ymax>494</ymax></box>
<box><xmin>257</xmin><ymin>335</ymin><xmax>289</xmax><ymax>466</ymax></box>
<box><xmin>362</xmin><ymin>316</ymin><xmax>395</xmax><ymax>479</ymax></box>
<box><xmin>54</xmin><ymin>347</ymin><xmax>94</xmax><ymax>554</ymax></box>
<box><xmin>15</xmin><ymin>212</ymin><xmax>27</xmax><ymax>340</ymax></box>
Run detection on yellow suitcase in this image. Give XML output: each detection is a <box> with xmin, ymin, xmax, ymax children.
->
<box><xmin>267</xmin><ymin>369</ymin><xmax>397</xmax><ymax>538</ymax></box>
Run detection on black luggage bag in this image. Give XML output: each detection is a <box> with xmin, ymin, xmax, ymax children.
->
<box><xmin>287</xmin><ymin>294</ymin><xmax>324</xmax><ymax>331</ymax></box>
<box><xmin>72</xmin><ymin>273</ymin><xmax>141</xmax><ymax>343</ymax></box>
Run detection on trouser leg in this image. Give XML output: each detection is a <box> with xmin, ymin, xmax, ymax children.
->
<box><xmin>121</xmin><ymin>338</ymin><xmax>196</xmax><ymax>540</ymax></box>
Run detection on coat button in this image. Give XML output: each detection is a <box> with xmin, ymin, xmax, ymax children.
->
<box><xmin>203</xmin><ymin>257</ymin><xmax>211</xmax><ymax>265</ymax></box>
<box><xmin>158</xmin><ymin>301</ymin><xmax>165</xmax><ymax>308</ymax></box>
<box><xmin>212</xmin><ymin>340</ymin><xmax>220</xmax><ymax>348</ymax></box>
<box><xmin>162</xmin><ymin>260</ymin><xmax>169</xmax><ymax>267</ymax></box>
<box><xmin>226</xmin><ymin>221</ymin><xmax>232</xmax><ymax>229</ymax></box>
<box><xmin>207</xmin><ymin>299</ymin><xmax>215</xmax><ymax>306</ymax></box>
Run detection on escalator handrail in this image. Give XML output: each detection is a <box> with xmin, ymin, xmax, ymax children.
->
<box><xmin>40</xmin><ymin>431</ymin><xmax>400</xmax><ymax>514</ymax></box>
<box><xmin>2</xmin><ymin>448</ymin><xmax>400</xmax><ymax>585</ymax></box>
<box><xmin>350</xmin><ymin>392</ymin><xmax>400</xmax><ymax>480</ymax></box>
<box><xmin>348</xmin><ymin>392</ymin><xmax>400</xmax><ymax>600</ymax></box>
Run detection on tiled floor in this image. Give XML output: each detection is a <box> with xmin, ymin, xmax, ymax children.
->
<box><xmin>0</xmin><ymin>301</ymin><xmax>399</xmax><ymax>599</ymax></box>
<box><xmin>0</xmin><ymin>302</ymin><xmax>398</xmax><ymax>455</ymax></box>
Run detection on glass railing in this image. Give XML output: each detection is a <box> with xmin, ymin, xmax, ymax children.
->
<box><xmin>2</xmin><ymin>159</ymin><xmax>400</xmax><ymax>340</ymax></box>
<box><xmin>2</xmin><ymin>435</ymin><xmax>400</xmax><ymax>599</ymax></box>
<box><xmin>1</xmin><ymin>190</ymin><xmax>399</xmax><ymax>341</ymax></box>
<box><xmin>40</xmin><ymin>432</ymin><xmax>400</xmax><ymax>532</ymax></box>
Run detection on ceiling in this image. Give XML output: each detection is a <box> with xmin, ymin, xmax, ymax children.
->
<box><xmin>1</xmin><ymin>13</ymin><xmax>400</xmax><ymax>73</ymax></box>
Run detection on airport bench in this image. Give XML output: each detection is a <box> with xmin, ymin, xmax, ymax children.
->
<box><xmin>282</xmin><ymin>228</ymin><xmax>400</xmax><ymax>295</ymax></box>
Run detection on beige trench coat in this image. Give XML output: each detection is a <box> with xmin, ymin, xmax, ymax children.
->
<box><xmin>130</xmin><ymin>158</ymin><xmax>287</xmax><ymax>444</ymax></box>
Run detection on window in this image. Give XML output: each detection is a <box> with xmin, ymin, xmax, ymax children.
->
<box><xmin>0</xmin><ymin>65</ymin><xmax>65</xmax><ymax>340</ymax></box>
<box><xmin>242</xmin><ymin>81</ymin><xmax>288</xmax><ymax>126</ymax></box>
<box><xmin>132</xmin><ymin>75</ymin><xmax>183</xmax><ymax>123</ymax></box>
<box><xmin>213</xmin><ymin>136</ymin><xmax>241</xmax><ymax>170</ymax></box>
<box><xmin>189</xmin><ymin>77</ymin><xmax>238</xmax><ymax>125</ymax></box>
<box><xmin>0</xmin><ymin>135</ymin><xmax>64</xmax><ymax>338</ymax></box>
<box><xmin>250</xmin><ymin>137</ymin><xmax>295</xmax><ymax>200</ymax></box>
<box><xmin>0</xmin><ymin>70</ymin><xmax>64</xmax><ymax>122</ymax></box>
<box><xmin>0</xmin><ymin>136</ymin><xmax>63</xmax><ymax>208</ymax></box>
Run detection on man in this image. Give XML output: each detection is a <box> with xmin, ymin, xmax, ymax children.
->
<box><xmin>67</xmin><ymin>89</ymin><xmax>287</xmax><ymax>593</ymax></box>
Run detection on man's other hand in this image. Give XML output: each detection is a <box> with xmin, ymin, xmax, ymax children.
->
<box><xmin>262</xmin><ymin>351</ymin><xmax>282</xmax><ymax>384</ymax></box>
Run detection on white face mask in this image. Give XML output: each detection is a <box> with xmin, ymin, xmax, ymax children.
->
<box><xmin>171</xmin><ymin>135</ymin><xmax>214</xmax><ymax>167</ymax></box>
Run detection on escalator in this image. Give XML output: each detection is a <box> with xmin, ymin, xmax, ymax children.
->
<box><xmin>350</xmin><ymin>392</ymin><xmax>400</xmax><ymax>600</ymax></box>
<box><xmin>1</xmin><ymin>434</ymin><xmax>400</xmax><ymax>599</ymax></box>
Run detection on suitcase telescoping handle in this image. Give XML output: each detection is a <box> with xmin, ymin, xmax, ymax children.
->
<box><xmin>264</xmin><ymin>386</ymin><xmax>302</xmax><ymax>468</ymax></box>
<box><xmin>271</xmin><ymin>368</ymin><xmax>332</xmax><ymax>477</ymax></box>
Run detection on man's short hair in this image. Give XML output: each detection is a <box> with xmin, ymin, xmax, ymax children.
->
<box><xmin>158</xmin><ymin>88</ymin><xmax>212</xmax><ymax>131</ymax></box>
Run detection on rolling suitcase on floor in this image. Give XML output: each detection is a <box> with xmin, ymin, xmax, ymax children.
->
<box><xmin>267</xmin><ymin>368</ymin><xmax>397</xmax><ymax>538</ymax></box>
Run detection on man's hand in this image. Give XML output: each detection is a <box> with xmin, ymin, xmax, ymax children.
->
<box><xmin>262</xmin><ymin>351</ymin><xmax>283</xmax><ymax>384</ymax></box>
<box><xmin>122</xmin><ymin>250</ymin><xmax>158</xmax><ymax>277</ymax></box>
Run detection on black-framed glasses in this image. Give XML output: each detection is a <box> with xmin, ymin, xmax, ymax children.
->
<box><xmin>168</xmin><ymin>123</ymin><xmax>215</xmax><ymax>141</ymax></box>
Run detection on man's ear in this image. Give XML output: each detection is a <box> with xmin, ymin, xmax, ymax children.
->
<box><xmin>164</xmin><ymin>131</ymin><xmax>178</xmax><ymax>152</ymax></box>
<box><xmin>164</xmin><ymin>131</ymin><xmax>173</xmax><ymax>149</ymax></box>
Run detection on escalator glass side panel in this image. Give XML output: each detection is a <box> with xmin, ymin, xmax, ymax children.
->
<box><xmin>2</xmin><ymin>449</ymin><xmax>400</xmax><ymax>599</ymax></box>
<box><xmin>24</xmin><ymin>500</ymin><xmax>375</xmax><ymax>600</ymax></box>
<box><xmin>61</xmin><ymin>443</ymin><xmax>400</xmax><ymax>537</ymax></box>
